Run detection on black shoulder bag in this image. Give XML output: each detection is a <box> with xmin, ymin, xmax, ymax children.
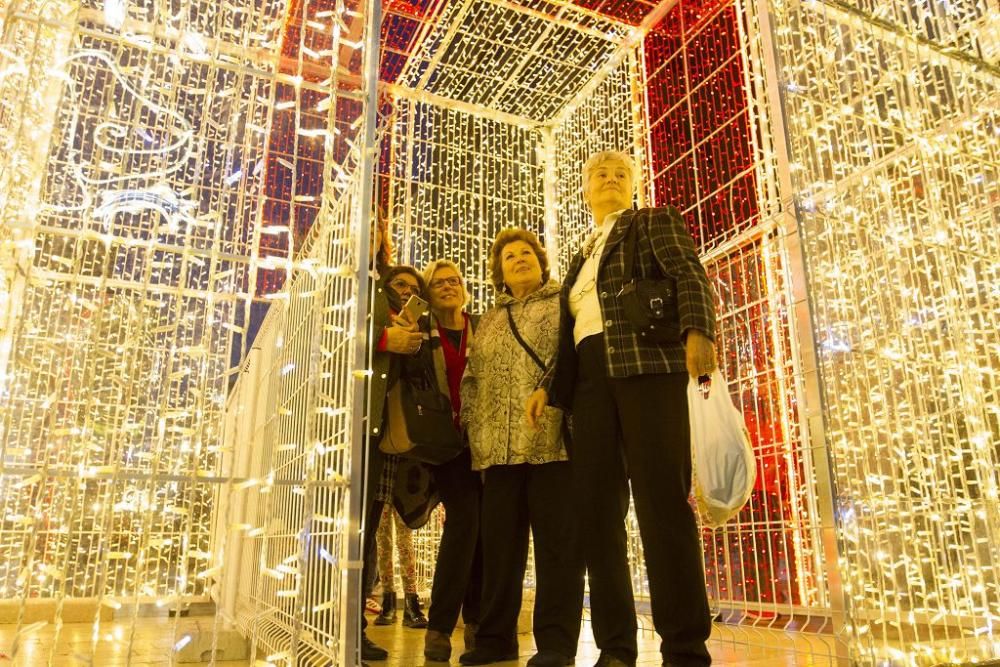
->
<box><xmin>618</xmin><ymin>216</ymin><xmax>682</xmax><ymax>343</ymax></box>
<box><xmin>382</xmin><ymin>365</ymin><xmax>464</xmax><ymax>465</ymax></box>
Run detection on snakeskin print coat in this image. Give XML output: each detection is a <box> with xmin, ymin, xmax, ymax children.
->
<box><xmin>460</xmin><ymin>279</ymin><xmax>568</xmax><ymax>471</ymax></box>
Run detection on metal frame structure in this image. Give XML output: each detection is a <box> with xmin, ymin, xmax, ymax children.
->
<box><xmin>0</xmin><ymin>0</ymin><xmax>996</xmax><ymax>665</ymax></box>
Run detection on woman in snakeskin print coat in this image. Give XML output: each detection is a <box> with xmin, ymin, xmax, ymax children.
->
<box><xmin>458</xmin><ymin>228</ymin><xmax>584</xmax><ymax>667</ymax></box>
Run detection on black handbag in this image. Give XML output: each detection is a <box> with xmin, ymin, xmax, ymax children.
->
<box><xmin>618</xmin><ymin>217</ymin><xmax>681</xmax><ymax>343</ymax></box>
<box><xmin>381</xmin><ymin>370</ymin><xmax>464</xmax><ymax>465</ymax></box>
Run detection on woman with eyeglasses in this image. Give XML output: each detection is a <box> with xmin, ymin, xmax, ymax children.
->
<box><xmin>416</xmin><ymin>260</ymin><xmax>484</xmax><ymax>663</ymax></box>
<box><xmin>359</xmin><ymin>261</ymin><xmax>434</xmax><ymax>662</ymax></box>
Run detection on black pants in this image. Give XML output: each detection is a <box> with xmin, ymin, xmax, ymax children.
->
<box><xmin>359</xmin><ymin>436</ymin><xmax>389</xmax><ymax>634</ymax></box>
<box><xmin>360</xmin><ymin>496</ymin><xmax>384</xmax><ymax>632</ymax></box>
<box><xmin>427</xmin><ymin>448</ymin><xmax>483</xmax><ymax>634</ymax></box>
<box><xmin>476</xmin><ymin>462</ymin><xmax>583</xmax><ymax>657</ymax></box>
<box><xmin>572</xmin><ymin>335</ymin><xmax>711</xmax><ymax>666</ymax></box>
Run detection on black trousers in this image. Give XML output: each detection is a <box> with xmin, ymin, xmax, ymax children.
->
<box><xmin>360</xmin><ymin>496</ymin><xmax>384</xmax><ymax>632</ymax></box>
<box><xmin>427</xmin><ymin>448</ymin><xmax>483</xmax><ymax>634</ymax></box>
<box><xmin>476</xmin><ymin>462</ymin><xmax>584</xmax><ymax>657</ymax></box>
<box><xmin>359</xmin><ymin>436</ymin><xmax>388</xmax><ymax>634</ymax></box>
<box><xmin>572</xmin><ymin>335</ymin><xmax>711</xmax><ymax>666</ymax></box>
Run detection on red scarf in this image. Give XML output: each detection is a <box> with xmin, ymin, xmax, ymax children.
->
<box><xmin>437</xmin><ymin>313</ymin><xmax>469</xmax><ymax>427</ymax></box>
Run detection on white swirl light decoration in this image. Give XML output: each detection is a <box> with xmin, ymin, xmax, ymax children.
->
<box><xmin>39</xmin><ymin>48</ymin><xmax>196</xmax><ymax>217</ymax></box>
<box><xmin>94</xmin><ymin>184</ymin><xmax>198</xmax><ymax>234</ymax></box>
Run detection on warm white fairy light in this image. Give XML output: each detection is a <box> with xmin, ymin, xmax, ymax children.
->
<box><xmin>767</xmin><ymin>0</ymin><xmax>1000</xmax><ymax>662</ymax></box>
<box><xmin>0</xmin><ymin>0</ymin><xmax>368</xmax><ymax>664</ymax></box>
<box><xmin>3</xmin><ymin>0</ymin><xmax>996</xmax><ymax>665</ymax></box>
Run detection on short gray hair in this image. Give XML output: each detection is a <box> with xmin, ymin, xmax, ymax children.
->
<box><xmin>582</xmin><ymin>150</ymin><xmax>637</xmax><ymax>191</ymax></box>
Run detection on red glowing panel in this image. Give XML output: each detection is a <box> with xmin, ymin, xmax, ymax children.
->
<box><xmin>689</xmin><ymin>60</ymin><xmax>747</xmax><ymax>143</ymax></box>
<box><xmin>645</xmin><ymin>51</ymin><xmax>686</xmax><ymax>125</ymax></box>
<box><xmin>648</xmin><ymin>101</ymin><xmax>691</xmax><ymax>174</ymax></box>
<box><xmin>685</xmin><ymin>5</ymin><xmax>740</xmax><ymax>88</ymax></box>
<box><xmin>694</xmin><ymin>112</ymin><xmax>754</xmax><ymax>196</ymax></box>
<box><xmin>701</xmin><ymin>170</ymin><xmax>759</xmax><ymax>243</ymax></box>
<box><xmin>643</xmin><ymin>0</ymin><xmax>756</xmax><ymax>250</ymax></box>
<box><xmin>646</xmin><ymin>2</ymin><xmax>811</xmax><ymax>608</ymax></box>
<box><xmin>653</xmin><ymin>154</ymin><xmax>698</xmax><ymax>212</ymax></box>
<box><xmin>700</xmin><ymin>246</ymin><xmax>811</xmax><ymax>607</ymax></box>
<box><xmin>256</xmin><ymin>0</ymin><xmax>445</xmax><ymax>294</ymax></box>
<box><xmin>680</xmin><ymin>0</ymin><xmax>731</xmax><ymax>33</ymax></box>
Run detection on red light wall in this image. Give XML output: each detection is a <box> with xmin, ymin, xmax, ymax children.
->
<box><xmin>644</xmin><ymin>0</ymin><xmax>817</xmax><ymax>609</ymax></box>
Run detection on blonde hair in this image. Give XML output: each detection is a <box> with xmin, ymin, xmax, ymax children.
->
<box><xmin>423</xmin><ymin>259</ymin><xmax>470</xmax><ymax>306</ymax></box>
<box><xmin>489</xmin><ymin>228</ymin><xmax>550</xmax><ymax>292</ymax></box>
<box><xmin>582</xmin><ymin>150</ymin><xmax>637</xmax><ymax>192</ymax></box>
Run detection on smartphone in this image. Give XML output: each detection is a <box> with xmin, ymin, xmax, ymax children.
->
<box><xmin>402</xmin><ymin>294</ymin><xmax>429</xmax><ymax>321</ymax></box>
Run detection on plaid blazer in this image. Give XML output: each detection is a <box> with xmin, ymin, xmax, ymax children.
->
<box><xmin>544</xmin><ymin>206</ymin><xmax>716</xmax><ymax>410</ymax></box>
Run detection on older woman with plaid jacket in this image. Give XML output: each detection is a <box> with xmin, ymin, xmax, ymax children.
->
<box><xmin>528</xmin><ymin>151</ymin><xmax>718</xmax><ymax>667</ymax></box>
<box><xmin>458</xmin><ymin>229</ymin><xmax>584</xmax><ymax>667</ymax></box>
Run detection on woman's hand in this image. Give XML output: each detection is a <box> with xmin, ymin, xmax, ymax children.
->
<box><xmin>684</xmin><ymin>329</ymin><xmax>717</xmax><ymax>379</ymax></box>
<box><xmin>525</xmin><ymin>388</ymin><xmax>548</xmax><ymax>431</ymax></box>
<box><xmin>392</xmin><ymin>311</ymin><xmax>417</xmax><ymax>329</ymax></box>
<box><xmin>384</xmin><ymin>321</ymin><xmax>422</xmax><ymax>354</ymax></box>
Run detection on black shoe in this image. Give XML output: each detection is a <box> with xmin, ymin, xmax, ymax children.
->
<box><xmin>662</xmin><ymin>658</ymin><xmax>711</xmax><ymax>667</ymax></box>
<box><xmin>459</xmin><ymin>646</ymin><xmax>519</xmax><ymax>665</ymax></box>
<box><xmin>402</xmin><ymin>592</ymin><xmax>428</xmax><ymax>628</ymax></box>
<box><xmin>373</xmin><ymin>592</ymin><xmax>396</xmax><ymax>625</ymax></box>
<box><xmin>593</xmin><ymin>654</ymin><xmax>634</xmax><ymax>667</ymax></box>
<box><xmin>361</xmin><ymin>633</ymin><xmax>388</xmax><ymax>661</ymax></box>
<box><xmin>527</xmin><ymin>650</ymin><xmax>574</xmax><ymax>666</ymax></box>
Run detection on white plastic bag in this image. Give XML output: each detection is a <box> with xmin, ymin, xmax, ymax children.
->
<box><xmin>688</xmin><ymin>370</ymin><xmax>756</xmax><ymax>528</ymax></box>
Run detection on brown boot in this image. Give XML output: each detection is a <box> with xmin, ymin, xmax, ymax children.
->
<box><xmin>463</xmin><ymin>623</ymin><xmax>478</xmax><ymax>651</ymax></box>
<box><xmin>424</xmin><ymin>629</ymin><xmax>451</xmax><ymax>662</ymax></box>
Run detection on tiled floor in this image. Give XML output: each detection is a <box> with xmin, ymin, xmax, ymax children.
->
<box><xmin>0</xmin><ymin>614</ymin><xmax>845</xmax><ymax>666</ymax></box>
<box><xmin>365</xmin><ymin>617</ymin><xmax>844</xmax><ymax>667</ymax></box>
<box><xmin>0</xmin><ymin>616</ymin><xmax>248</xmax><ymax>666</ymax></box>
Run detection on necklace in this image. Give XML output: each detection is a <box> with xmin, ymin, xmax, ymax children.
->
<box><xmin>581</xmin><ymin>229</ymin><xmax>604</xmax><ymax>259</ymax></box>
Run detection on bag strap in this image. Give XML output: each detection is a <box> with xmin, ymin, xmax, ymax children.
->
<box><xmin>505</xmin><ymin>305</ymin><xmax>545</xmax><ymax>371</ymax></box>
<box><xmin>622</xmin><ymin>213</ymin><xmax>639</xmax><ymax>284</ymax></box>
<box><xmin>623</xmin><ymin>211</ymin><xmax>668</xmax><ymax>282</ymax></box>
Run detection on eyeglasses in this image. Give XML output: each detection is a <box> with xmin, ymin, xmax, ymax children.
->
<box><xmin>389</xmin><ymin>279</ymin><xmax>419</xmax><ymax>293</ymax></box>
<box><xmin>430</xmin><ymin>276</ymin><xmax>462</xmax><ymax>289</ymax></box>
<box><xmin>568</xmin><ymin>277</ymin><xmax>595</xmax><ymax>303</ymax></box>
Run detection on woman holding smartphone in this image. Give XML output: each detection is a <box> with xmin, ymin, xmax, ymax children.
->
<box><xmin>367</xmin><ymin>265</ymin><xmax>433</xmax><ymax>626</ymax></box>
<box><xmin>360</xmin><ymin>262</ymin><xmax>430</xmax><ymax>661</ymax></box>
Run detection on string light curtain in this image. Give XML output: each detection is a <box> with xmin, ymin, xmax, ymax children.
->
<box><xmin>2</xmin><ymin>0</ymin><xmax>997</xmax><ymax>665</ymax></box>
<box><xmin>0</xmin><ymin>0</ymin><xmax>381</xmax><ymax>664</ymax></box>
<box><xmin>768</xmin><ymin>0</ymin><xmax>1000</xmax><ymax>661</ymax></box>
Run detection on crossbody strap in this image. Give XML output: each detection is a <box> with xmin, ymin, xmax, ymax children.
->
<box><xmin>505</xmin><ymin>305</ymin><xmax>545</xmax><ymax>371</ymax></box>
<box><xmin>622</xmin><ymin>213</ymin><xmax>638</xmax><ymax>284</ymax></box>
<box><xmin>622</xmin><ymin>211</ymin><xmax>667</xmax><ymax>282</ymax></box>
